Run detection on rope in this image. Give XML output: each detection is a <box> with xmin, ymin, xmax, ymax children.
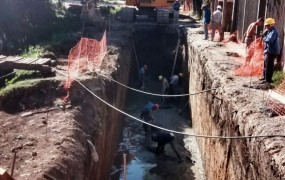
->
<box><xmin>96</xmin><ymin>72</ymin><xmax>217</xmax><ymax>97</ymax></box>
<box><xmin>55</xmin><ymin>68</ymin><xmax>285</xmax><ymax>139</ymax></box>
<box><xmin>0</xmin><ymin>70</ymin><xmax>17</xmax><ymax>79</ymax></box>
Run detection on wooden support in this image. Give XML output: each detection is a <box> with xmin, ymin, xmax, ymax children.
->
<box><xmin>0</xmin><ymin>61</ymin><xmax>51</xmax><ymax>72</ymax></box>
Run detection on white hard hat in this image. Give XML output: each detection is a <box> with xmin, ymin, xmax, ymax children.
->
<box><xmin>217</xmin><ymin>5</ymin><xmax>222</xmax><ymax>10</ymax></box>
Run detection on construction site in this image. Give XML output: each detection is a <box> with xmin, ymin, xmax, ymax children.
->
<box><xmin>1</xmin><ymin>0</ymin><xmax>285</xmax><ymax>180</ymax></box>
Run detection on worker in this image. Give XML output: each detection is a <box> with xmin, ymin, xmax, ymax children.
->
<box><xmin>172</xmin><ymin>0</ymin><xmax>180</xmax><ymax>23</ymax></box>
<box><xmin>140</xmin><ymin>102</ymin><xmax>159</xmax><ymax>133</ymax></box>
<box><xmin>243</xmin><ymin>18</ymin><xmax>264</xmax><ymax>51</ymax></box>
<box><xmin>158</xmin><ymin>75</ymin><xmax>170</xmax><ymax>102</ymax></box>
<box><xmin>151</xmin><ymin>132</ymin><xmax>183</xmax><ymax>162</ymax></box>
<box><xmin>211</xmin><ymin>5</ymin><xmax>223</xmax><ymax>41</ymax></box>
<box><xmin>201</xmin><ymin>3</ymin><xmax>211</xmax><ymax>40</ymax></box>
<box><xmin>139</xmin><ymin>64</ymin><xmax>147</xmax><ymax>90</ymax></box>
<box><xmin>260</xmin><ymin>18</ymin><xmax>280</xmax><ymax>84</ymax></box>
<box><xmin>169</xmin><ymin>73</ymin><xmax>183</xmax><ymax>95</ymax></box>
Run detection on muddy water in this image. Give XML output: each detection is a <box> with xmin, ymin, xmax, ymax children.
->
<box><xmin>110</xmin><ymin>79</ymin><xmax>205</xmax><ymax>180</ymax></box>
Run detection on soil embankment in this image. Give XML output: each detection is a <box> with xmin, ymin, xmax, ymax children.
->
<box><xmin>0</xmin><ymin>27</ymin><xmax>132</xmax><ymax>179</ymax></box>
<box><xmin>187</xmin><ymin>28</ymin><xmax>285</xmax><ymax>179</ymax></box>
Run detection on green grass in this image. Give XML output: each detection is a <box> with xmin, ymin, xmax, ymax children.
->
<box><xmin>5</xmin><ymin>70</ymin><xmax>42</xmax><ymax>86</ymax></box>
<box><xmin>272</xmin><ymin>71</ymin><xmax>285</xmax><ymax>87</ymax></box>
<box><xmin>0</xmin><ymin>79</ymin><xmax>42</xmax><ymax>98</ymax></box>
<box><xmin>21</xmin><ymin>45</ymin><xmax>45</xmax><ymax>58</ymax></box>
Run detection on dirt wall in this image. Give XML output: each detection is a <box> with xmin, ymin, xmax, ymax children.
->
<box><xmin>45</xmin><ymin>46</ymin><xmax>132</xmax><ymax>179</ymax></box>
<box><xmin>0</xmin><ymin>32</ymin><xmax>132</xmax><ymax>179</ymax></box>
<box><xmin>187</xmin><ymin>29</ymin><xmax>285</xmax><ymax>180</ymax></box>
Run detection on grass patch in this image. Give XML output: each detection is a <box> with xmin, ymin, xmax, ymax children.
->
<box><xmin>0</xmin><ymin>79</ymin><xmax>42</xmax><ymax>98</ymax></box>
<box><xmin>21</xmin><ymin>45</ymin><xmax>45</xmax><ymax>58</ymax></box>
<box><xmin>5</xmin><ymin>70</ymin><xmax>43</xmax><ymax>86</ymax></box>
<box><xmin>272</xmin><ymin>71</ymin><xmax>285</xmax><ymax>87</ymax></box>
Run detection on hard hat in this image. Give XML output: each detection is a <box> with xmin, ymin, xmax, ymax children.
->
<box><xmin>158</xmin><ymin>75</ymin><xmax>163</xmax><ymax>80</ymax></box>
<box><xmin>179</xmin><ymin>73</ymin><xmax>183</xmax><ymax>77</ymax></box>
<box><xmin>170</xmin><ymin>133</ymin><xmax>175</xmax><ymax>137</ymax></box>
<box><xmin>217</xmin><ymin>5</ymin><xmax>222</xmax><ymax>10</ymax></box>
<box><xmin>153</xmin><ymin>104</ymin><xmax>159</xmax><ymax>110</ymax></box>
<box><xmin>264</xmin><ymin>18</ymin><xmax>275</xmax><ymax>26</ymax></box>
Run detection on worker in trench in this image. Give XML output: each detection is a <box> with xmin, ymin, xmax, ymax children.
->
<box><xmin>169</xmin><ymin>73</ymin><xmax>183</xmax><ymax>98</ymax></box>
<box><xmin>158</xmin><ymin>75</ymin><xmax>170</xmax><ymax>102</ymax></box>
<box><xmin>139</xmin><ymin>64</ymin><xmax>147</xmax><ymax>90</ymax></box>
<box><xmin>151</xmin><ymin>131</ymin><xmax>183</xmax><ymax>163</ymax></box>
<box><xmin>140</xmin><ymin>102</ymin><xmax>159</xmax><ymax>133</ymax></box>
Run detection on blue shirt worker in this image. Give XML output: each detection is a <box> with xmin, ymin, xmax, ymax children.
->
<box><xmin>172</xmin><ymin>0</ymin><xmax>180</xmax><ymax>23</ymax></box>
<box><xmin>261</xmin><ymin>18</ymin><xmax>280</xmax><ymax>83</ymax></box>
<box><xmin>140</xmin><ymin>102</ymin><xmax>159</xmax><ymax>133</ymax></box>
<box><xmin>169</xmin><ymin>73</ymin><xmax>183</xmax><ymax>95</ymax></box>
<box><xmin>139</xmin><ymin>64</ymin><xmax>147</xmax><ymax>90</ymax></box>
<box><xmin>151</xmin><ymin>132</ymin><xmax>182</xmax><ymax>162</ymax></box>
<box><xmin>201</xmin><ymin>3</ymin><xmax>211</xmax><ymax>40</ymax></box>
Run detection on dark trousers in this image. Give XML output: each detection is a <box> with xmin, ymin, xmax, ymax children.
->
<box><xmin>263</xmin><ymin>53</ymin><xmax>276</xmax><ymax>83</ymax></box>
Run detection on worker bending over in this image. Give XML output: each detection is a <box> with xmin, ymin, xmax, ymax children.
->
<box><xmin>151</xmin><ymin>132</ymin><xmax>183</xmax><ymax>162</ymax></box>
<box><xmin>243</xmin><ymin>18</ymin><xmax>264</xmax><ymax>51</ymax></box>
<box><xmin>169</xmin><ymin>73</ymin><xmax>183</xmax><ymax>95</ymax></box>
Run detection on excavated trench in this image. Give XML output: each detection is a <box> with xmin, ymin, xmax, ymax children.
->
<box><xmin>0</xmin><ymin>24</ymin><xmax>204</xmax><ymax>180</ymax></box>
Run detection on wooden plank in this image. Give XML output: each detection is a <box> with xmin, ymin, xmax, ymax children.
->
<box><xmin>33</xmin><ymin>58</ymin><xmax>51</xmax><ymax>65</ymax></box>
<box><xmin>0</xmin><ymin>61</ymin><xmax>51</xmax><ymax>72</ymax></box>
<box><xmin>269</xmin><ymin>90</ymin><xmax>285</xmax><ymax>105</ymax></box>
<box><xmin>4</xmin><ymin>56</ymin><xmax>23</xmax><ymax>62</ymax></box>
<box><xmin>17</xmin><ymin>58</ymin><xmax>39</xmax><ymax>64</ymax></box>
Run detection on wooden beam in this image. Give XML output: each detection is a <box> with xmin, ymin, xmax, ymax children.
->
<box><xmin>0</xmin><ymin>61</ymin><xmax>51</xmax><ymax>72</ymax></box>
<box><xmin>269</xmin><ymin>90</ymin><xmax>285</xmax><ymax>105</ymax></box>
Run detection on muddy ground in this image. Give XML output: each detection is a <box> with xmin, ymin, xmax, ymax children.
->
<box><xmin>109</xmin><ymin>78</ymin><xmax>205</xmax><ymax>180</ymax></box>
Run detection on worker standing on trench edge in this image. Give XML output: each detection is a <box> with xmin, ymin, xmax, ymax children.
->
<box><xmin>211</xmin><ymin>5</ymin><xmax>223</xmax><ymax>41</ymax></box>
<box><xmin>172</xmin><ymin>0</ymin><xmax>180</xmax><ymax>23</ymax></box>
<box><xmin>260</xmin><ymin>18</ymin><xmax>280</xmax><ymax>84</ymax></box>
<box><xmin>243</xmin><ymin>18</ymin><xmax>264</xmax><ymax>51</ymax></box>
<box><xmin>201</xmin><ymin>2</ymin><xmax>211</xmax><ymax>40</ymax></box>
<box><xmin>140</xmin><ymin>102</ymin><xmax>159</xmax><ymax>133</ymax></box>
<box><xmin>139</xmin><ymin>64</ymin><xmax>147</xmax><ymax>90</ymax></box>
<box><xmin>151</xmin><ymin>132</ymin><xmax>183</xmax><ymax>162</ymax></box>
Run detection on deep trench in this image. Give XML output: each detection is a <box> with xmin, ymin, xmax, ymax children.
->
<box><xmin>108</xmin><ymin>26</ymin><xmax>197</xmax><ymax>179</ymax></box>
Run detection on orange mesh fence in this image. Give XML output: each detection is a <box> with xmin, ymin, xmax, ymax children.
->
<box><xmin>64</xmin><ymin>31</ymin><xmax>107</xmax><ymax>90</ymax></box>
<box><xmin>234</xmin><ymin>38</ymin><xmax>264</xmax><ymax>76</ymax></box>
<box><xmin>268</xmin><ymin>100</ymin><xmax>285</xmax><ymax>116</ymax></box>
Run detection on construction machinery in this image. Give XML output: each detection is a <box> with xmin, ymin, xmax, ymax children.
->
<box><xmin>121</xmin><ymin>0</ymin><xmax>176</xmax><ymax>23</ymax></box>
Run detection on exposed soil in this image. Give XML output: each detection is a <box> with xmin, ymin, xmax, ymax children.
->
<box><xmin>0</xmin><ymin>3</ymin><xmax>206</xmax><ymax>180</ymax></box>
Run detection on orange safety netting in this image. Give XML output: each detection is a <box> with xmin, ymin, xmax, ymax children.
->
<box><xmin>64</xmin><ymin>31</ymin><xmax>107</xmax><ymax>90</ymax></box>
<box><xmin>268</xmin><ymin>100</ymin><xmax>285</xmax><ymax>116</ymax></box>
<box><xmin>234</xmin><ymin>38</ymin><xmax>264</xmax><ymax>76</ymax></box>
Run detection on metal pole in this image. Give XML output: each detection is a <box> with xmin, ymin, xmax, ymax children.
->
<box><xmin>132</xmin><ymin>40</ymin><xmax>140</xmax><ymax>75</ymax></box>
<box><xmin>123</xmin><ymin>153</ymin><xmax>127</xmax><ymax>180</ymax></box>
<box><xmin>241</xmin><ymin>0</ymin><xmax>247</xmax><ymax>38</ymax></box>
<box><xmin>11</xmin><ymin>150</ymin><xmax>17</xmax><ymax>177</ymax></box>
<box><xmin>171</xmin><ymin>29</ymin><xmax>180</xmax><ymax>77</ymax></box>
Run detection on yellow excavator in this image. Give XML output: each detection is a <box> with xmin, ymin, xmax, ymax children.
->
<box><xmin>122</xmin><ymin>0</ymin><xmax>176</xmax><ymax>23</ymax></box>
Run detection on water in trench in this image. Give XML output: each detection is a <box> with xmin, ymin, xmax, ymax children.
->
<box><xmin>109</xmin><ymin>27</ymin><xmax>205</xmax><ymax>180</ymax></box>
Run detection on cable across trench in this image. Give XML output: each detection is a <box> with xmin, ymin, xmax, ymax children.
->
<box><xmin>56</xmin><ymin>68</ymin><xmax>285</xmax><ymax>139</ymax></box>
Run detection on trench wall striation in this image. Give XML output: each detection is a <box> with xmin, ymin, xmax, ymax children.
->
<box><xmin>187</xmin><ymin>29</ymin><xmax>285</xmax><ymax>180</ymax></box>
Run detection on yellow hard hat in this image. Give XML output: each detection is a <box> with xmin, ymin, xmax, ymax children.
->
<box><xmin>179</xmin><ymin>73</ymin><xmax>183</xmax><ymax>77</ymax></box>
<box><xmin>264</xmin><ymin>18</ymin><xmax>275</xmax><ymax>26</ymax></box>
<box><xmin>158</xmin><ymin>75</ymin><xmax>163</xmax><ymax>80</ymax></box>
